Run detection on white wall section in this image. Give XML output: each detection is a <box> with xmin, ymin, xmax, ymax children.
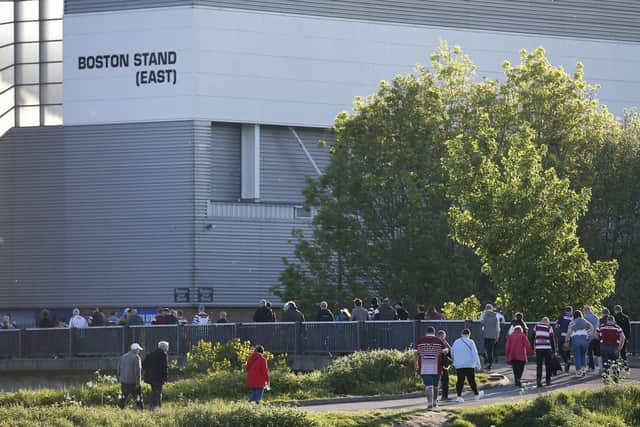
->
<box><xmin>64</xmin><ymin>6</ymin><xmax>640</xmax><ymax>127</ymax></box>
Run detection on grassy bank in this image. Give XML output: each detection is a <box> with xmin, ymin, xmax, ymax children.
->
<box><xmin>0</xmin><ymin>350</ymin><xmax>488</xmax><ymax>407</ymax></box>
<box><xmin>448</xmin><ymin>386</ymin><xmax>640</xmax><ymax>427</ymax></box>
<box><xmin>0</xmin><ymin>401</ymin><xmax>422</xmax><ymax>427</ymax></box>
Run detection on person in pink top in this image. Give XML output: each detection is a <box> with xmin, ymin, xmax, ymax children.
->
<box><xmin>425</xmin><ymin>305</ymin><xmax>445</xmax><ymax>320</ymax></box>
<box><xmin>505</xmin><ymin>325</ymin><xmax>534</xmax><ymax>387</ymax></box>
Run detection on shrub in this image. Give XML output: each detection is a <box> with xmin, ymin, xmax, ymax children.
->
<box><xmin>322</xmin><ymin>349</ymin><xmax>415</xmax><ymax>395</ymax></box>
<box><xmin>442</xmin><ymin>295</ymin><xmax>481</xmax><ymax>320</ymax></box>
<box><xmin>184</xmin><ymin>339</ymin><xmax>273</xmax><ymax>374</ymax></box>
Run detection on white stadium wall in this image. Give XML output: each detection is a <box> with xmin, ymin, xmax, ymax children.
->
<box><xmin>64</xmin><ymin>5</ymin><xmax>640</xmax><ymax>127</ymax></box>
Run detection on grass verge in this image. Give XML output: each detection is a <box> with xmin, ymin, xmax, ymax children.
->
<box><xmin>447</xmin><ymin>386</ymin><xmax>640</xmax><ymax>427</ymax></box>
<box><xmin>0</xmin><ymin>401</ymin><xmax>422</xmax><ymax>427</ymax></box>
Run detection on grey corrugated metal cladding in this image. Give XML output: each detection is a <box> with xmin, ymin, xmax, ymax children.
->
<box><xmin>64</xmin><ymin>0</ymin><xmax>640</xmax><ymax>44</ymax></box>
<box><xmin>0</xmin><ymin>122</ymin><xmax>196</xmax><ymax>308</ymax></box>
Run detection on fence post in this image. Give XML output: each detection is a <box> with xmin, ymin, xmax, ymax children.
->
<box><xmin>121</xmin><ymin>326</ymin><xmax>126</xmax><ymax>354</ymax></box>
<box><xmin>413</xmin><ymin>320</ymin><xmax>419</xmax><ymax>346</ymax></box>
<box><xmin>68</xmin><ymin>328</ymin><xmax>73</xmax><ymax>357</ymax></box>
<box><xmin>356</xmin><ymin>321</ymin><xmax>362</xmax><ymax>351</ymax></box>
<box><xmin>294</xmin><ymin>322</ymin><xmax>299</xmax><ymax>355</ymax></box>
<box><xmin>176</xmin><ymin>325</ymin><xmax>181</xmax><ymax>356</ymax></box>
<box><xmin>17</xmin><ymin>329</ymin><xmax>23</xmax><ymax>358</ymax></box>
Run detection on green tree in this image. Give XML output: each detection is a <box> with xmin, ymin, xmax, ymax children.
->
<box><xmin>274</xmin><ymin>51</ymin><xmax>485</xmax><ymax>314</ymax></box>
<box><xmin>581</xmin><ymin>112</ymin><xmax>640</xmax><ymax>318</ymax></box>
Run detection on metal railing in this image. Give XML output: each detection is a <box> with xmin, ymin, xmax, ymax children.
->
<box><xmin>0</xmin><ymin>321</ymin><xmax>637</xmax><ymax>359</ymax></box>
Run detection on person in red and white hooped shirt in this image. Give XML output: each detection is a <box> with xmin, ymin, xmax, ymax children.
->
<box><xmin>533</xmin><ymin>317</ymin><xmax>555</xmax><ymax>387</ymax></box>
<box><xmin>598</xmin><ymin>315</ymin><xmax>626</xmax><ymax>375</ymax></box>
<box><xmin>414</xmin><ymin>326</ymin><xmax>449</xmax><ymax>410</ymax></box>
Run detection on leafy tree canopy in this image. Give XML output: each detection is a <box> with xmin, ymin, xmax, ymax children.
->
<box><xmin>275</xmin><ymin>43</ymin><xmax>621</xmax><ymax>319</ymax></box>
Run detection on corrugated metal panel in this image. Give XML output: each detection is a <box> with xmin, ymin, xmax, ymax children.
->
<box><xmin>207</xmin><ymin>201</ymin><xmax>297</xmax><ymax>219</ymax></box>
<box><xmin>64</xmin><ymin>0</ymin><xmax>192</xmax><ymax>14</ymax></box>
<box><xmin>65</xmin><ymin>0</ymin><xmax>640</xmax><ymax>44</ymax></box>
<box><xmin>260</xmin><ymin>126</ymin><xmax>333</xmax><ymax>203</ymax></box>
<box><xmin>195</xmin><ymin>216</ymin><xmax>313</xmax><ymax>305</ymax></box>
<box><xmin>210</xmin><ymin>122</ymin><xmax>241</xmax><ymax>202</ymax></box>
<box><xmin>0</xmin><ymin>121</ymin><xmax>196</xmax><ymax>308</ymax></box>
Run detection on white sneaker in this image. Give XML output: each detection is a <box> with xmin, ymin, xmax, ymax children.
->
<box><xmin>475</xmin><ymin>391</ymin><xmax>484</xmax><ymax>400</ymax></box>
<box><xmin>455</xmin><ymin>396</ymin><xmax>465</xmax><ymax>403</ymax></box>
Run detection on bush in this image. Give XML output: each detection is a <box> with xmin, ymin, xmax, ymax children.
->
<box><xmin>184</xmin><ymin>339</ymin><xmax>273</xmax><ymax>374</ymax></box>
<box><xmin>322</xmin><ymin>349</ymin><xmax>415</xmax><ymax>395</ymax></box>
<box><xmin>442</xmin><ymin>295</ymin><xmax>481</xmax><ymax>320</ymax></box>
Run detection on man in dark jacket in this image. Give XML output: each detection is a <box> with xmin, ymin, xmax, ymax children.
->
<box><xmin>315</xmin><ymin>301</ymin><xmax>334</xmax><ymax>321</ymax></box>
<box><xmin>376</xmin><ymin>298</ymin><xmax>398</xmax><ymax>320</ymax></box>
<box><xmin>394</xmin><ymin>302</ymin><xmax>410</xmax><ymax>320</ymax></box>
<box><xmin>614</xmin><ymin>305</ymin><xmax>631</xmax><ymax>364</ymax></box>
<box><xmin>142</xmin><ymin>341</ymin><xmax>169</xmax><ymax>410</ymax></box>
<box><xmin>253</xmin><ymin>300</ymin><xmax>275</xmax><ymax>322</ymax></box>
<box><xmin>282</xmin><ymin>301</ymin><xmax>305</xmax><ymax>322</ymax></box>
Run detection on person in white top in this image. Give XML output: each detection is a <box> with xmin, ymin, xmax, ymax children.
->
<box><xmin>68</xmin><ymin>308</ymin><xmax>88</xmax><ymax>329</ymax></box>
<box><xmin>451</xmin><ymin>328</ymin><xmax>484</xmax><ymax>402</ymax></box>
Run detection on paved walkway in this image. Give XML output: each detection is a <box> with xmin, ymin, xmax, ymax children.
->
<box><xmin>301</xmin><ymin>363</ymin><xmax>639</xmax><ymax>413</ymax></box>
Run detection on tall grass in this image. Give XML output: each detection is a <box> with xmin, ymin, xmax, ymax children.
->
<box><xmin>448</xmin><ymin>386</ymin><xmax>640</xmax><ymax>427</ymax></box>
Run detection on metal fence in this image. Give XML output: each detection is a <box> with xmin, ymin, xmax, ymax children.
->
<box><xmin>0</xmin><ymin>321</ymin><xmax>638</xmax><ymax>358</ymax></box>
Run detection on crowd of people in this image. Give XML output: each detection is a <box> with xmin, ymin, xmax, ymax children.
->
<box><xmin>413</xmin><ymin>303</ymin><xmax>631</xmax><ymax>410</ymax></box>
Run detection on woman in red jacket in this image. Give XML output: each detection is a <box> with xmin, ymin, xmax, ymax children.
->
<box><xmin>505</xmin><ymin>325</ymin><xmax>534</xmax><ymax>387</ymax></box>
<box><xmin>246</xmin><ymin>345</ymin><xmax>270</xmax><ymax>403</ymax></box>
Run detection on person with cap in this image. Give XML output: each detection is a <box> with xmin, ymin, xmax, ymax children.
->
<box><xmin>117</xmin><ymin>343</ymin><xmax>144</xmax><ymax>409</ymax></box>
<box><xmin>68</xmin><ymin>308</ymin><xmax>88</xmax><ymax>329</ymax></box>
<box><xmin>555</xmin><ymin>306</ymin><xmax>573</xmax><ymax>372</ymax></box>
<box><xmin>142</xmin><ymin>341</ymin><xmax>169</xmax><ymax>410</ymax></box>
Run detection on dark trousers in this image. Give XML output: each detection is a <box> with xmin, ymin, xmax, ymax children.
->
<box><xmin>440</xmin><ymin>368</ymin><xmax>449</xmax><ymax>399</ymax></box>
<box><xmin>620</xmin><ymin>341</ymin><xmax>628</xmax><ymax>362</ymax></box>
<box><xmin>118</xmin><ymin>383</ymin><xmax>143</xmax><ymax>409</ymax></box>
<box><xmin>511</xmin><ymin>360</ymin><xmax>526</xmax><ymax>386</ymax></box>
<box><xmin>455</xmin><ymin>368</ymin><xmax>478</xmax><ymax>396</ymax></box>
<box><xmin>150</xmin><ymin>383</ymin><xmax>163</xmax><ymax>410</ymax></box>
<box><xmin>558</xmin><ymin>336</ymin><xmax>570</xmax><ymax>367</ymax></box>
<box><xmin>484</xmin><ymin>338</ymin><xmax>496</xmax><ymax>368</ymax></box>
<box><xmin>536</xmin><ymin>349</ymin><xmax>552</xmax><ymax>385</ymax></box>
<box><xmin>587</xmin><ymin>339</ymin><xmax>600</xmax><ymax>370</ymax></box>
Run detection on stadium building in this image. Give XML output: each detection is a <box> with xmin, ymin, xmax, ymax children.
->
<box><xmin>0</xmin><ymin>1</ymin><xmax>639</xmax><ymax>321</ymax></box>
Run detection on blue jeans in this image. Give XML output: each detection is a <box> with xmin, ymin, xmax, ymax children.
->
<box><xmin>249</xmin><ymin>387</ymin><xmax>264</xmax><ymax>403</ymax></box>
<box><xmin>421</xmin><ymin>374</ymin><xmax>440</xmax><ymax>387</ymax></box>
<box><xmin>571</xmin><ymin>335</ymin><xmax>588</xmax><ymax>371</ymax></box>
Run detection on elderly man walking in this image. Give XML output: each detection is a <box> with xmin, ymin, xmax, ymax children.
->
<box><xmin>117</xmin><ymin>343</ymin><xmax>144</xmax><ymax>409</ymax></box>
<box><xmin>143</xmin><ymin>341</ymin><xmax>169</xmax><ymax>410</ymax></box>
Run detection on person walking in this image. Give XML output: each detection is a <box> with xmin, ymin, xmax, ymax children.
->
<box><xmin>376</xmin><ymin>298</ymin><xmax>398</xmax><ymax>320</ymax></box>
<box><xmin>437</xmin><ymin>330</ymin><xmax>452</xmax><ymax>402</ymax></box>
<box><xmin>336</xmin><ymin>308</ymin><xmax>351</xmax><ymax>321</ymax></box>
<box><xmin>506</xmin><ymin>325</ymin><xmax>534</xmax><ymax>387</ymax></box>
<box><xmin>395</xmin><ymin>302</ymin><xmax>410</xmax><ymax>320</ymax></box>
<box><xmin>566</xmin><ymin>310</ymin><xmax>594</xmax><ymax>377</ymax></box>
<box><xmin>1</xmin><ymin>315</ymin><xmax>16</xmax><ymax>329</ymax></box>
<box><xmin>117</xmin><ymin>343</ymin><xmax>144</xmax><ymax>409</ymax></box>
<box><xmin>192</xmin><ymin>305</ymin><xmax>210</xmax><ymax>325</ymax></box>
<box><xmin>282</xmin><ymin>301</ymin><xmax>305</xmax><ymax>322</ymax></box>
<box><xmin>368</xmin><ymin>298</ymin><xmax>380</xmax><ymax>320</ymax></box>
<box><xmin>68</xmin><ymin>308</ymin><xmax>88</xmax><ymax>329</ymax></box>
<box><xmin>415</xmin><ymin>304</ymin><xmax>427</xmax><ymax>320</ymax></box>
<box><xmin>142</xmin><ymin>341</ymin><xmax>169</xmax><ymax>410</ymax></box>
<box><xmin>315</xmin><ymin>301</ymin><xmax>335</xmax><ymax>321</ymax></box>
<box><xmin>613</xmin><ymin>305</ymin><xmax>631</xmax><ymax>365</ymax></box>
<box><xmin>127</xmin><ymin>309</ymin><xmax>145</xmax><ymax>326</ymax></box>
<box><xmin>480</xmin><ymin>304</ymin><xmax>500</xmax><ymax>371</ymax></box>
<box><xmin>451</xmin><ymin>329</ymin><xmax>484</xmax><ymax>402</ymax></box>
<box><xmin>426</xmin><ymin>305</ymin><xmax>445</xmax><ymax>320</ymax></box>
<box><xmin>583</xmin><ymin>306</ymin><xmax>600</xmax><ymax>372</ymax></box>
<box><xmin>351</xmin><ymin>298</ymin><xmax>369</xmax><ymax>321</ymax></box>
<box><xmin>246</xmin><ymin>345</ymin><xmax>270</xmax><ymax>404</ymax></box>
<box><xmin>533</xmin><ymin>317</ymin><xmax>555</xmax><ymax>387</ymax></box>
<box><xmin>555</xmin><ymin>306</ymin><xmax>573</xmax><ymax>372</ymax></box>
<box><xmin>508</xmin><ymin>312</ymin><xmax>528</xmax><ymax>335</ymax></box>
<box><xmin>598</xmin><ymin>315</ymin><xmax>626</xmax><ymax>377</ymax></box>
<box><xmin>252</xmin><ymin>300</ymin><xmax>274</xmax><ymax>322</ymax></box>
<box><xmin>414</xmin><ymin>326</ymin><xmax>449</xmax><ymax>410</ymax></box>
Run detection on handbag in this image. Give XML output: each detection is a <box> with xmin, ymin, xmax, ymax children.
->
<box><xmin>551</xmin><ymin>354</ymin><xmax>563</xmax><ymax>373</ymax></box>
